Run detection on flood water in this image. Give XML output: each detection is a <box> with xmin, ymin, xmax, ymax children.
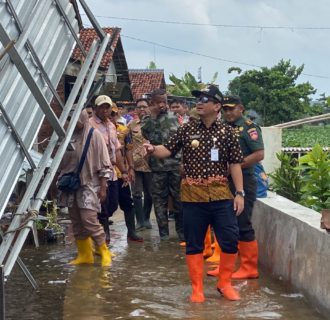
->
<box><xmin>5</xmin><ymin>213</ymin><xmax>326</xmax><ymax>320</ymax></box>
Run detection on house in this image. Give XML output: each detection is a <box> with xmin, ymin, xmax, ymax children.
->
<box><xmin>129</xmin><ymin>69</ymin><xmax>166</xmax><ymax>101</ymax></box>
<box><xmin>38</xmin><ymin>26</ymin><xmax>132</xmax><ymax>150</ymax></box>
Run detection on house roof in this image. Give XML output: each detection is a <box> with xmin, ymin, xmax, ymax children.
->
<box><xmin>129</xmin><ymin>69</ymin><xmax>166</xmax><ymax>101</ymax></box>
<box><xmin>71</xmin><ymin>27</ymin><xmax>131</xmax><ymax>87</ymax></box>
<box><xmin>72</xmin><ymin>27</ymin><xmax>122</xmax><ymax>70</ymax></box>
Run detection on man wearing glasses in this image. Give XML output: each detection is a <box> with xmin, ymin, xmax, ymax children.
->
<box><xmin>144</xmin><ymin>85</ymin><xmax>244</xmax><ymax>302</ymax></box>
<box><xmin>128</xmin><ymin>98</ymin><xmax>153</xmax><ymax>230</ymax></box>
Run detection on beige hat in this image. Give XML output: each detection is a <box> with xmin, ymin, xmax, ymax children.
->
<box><xmin>95</xmin><ymin>95</ymin><xmax>112</xmax><ymax>107</ymax></box>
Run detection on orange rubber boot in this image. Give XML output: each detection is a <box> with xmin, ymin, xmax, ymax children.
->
<box><xmin>203</xmin><ymin>226</ymin><xmax>213</xmax><ymax>258</ymax></box>
<box><xmin>207</xmin><ymin>245</ymin><xmax>222</xmax><ymax>276</ymax></box>
<box><xmin>186</xmin><ymin>254</ymin><xmax>205</xmax><ymax>303</ymax></box>
<box><xmin>217</xmin><ymin>252</ymin><xmax>240</xmax><ymax>301</ymax></box>
<box><xmin>207</xmin><ymin>265</ymin><xmax>220</xmax><ymax>277</ymax></box>
<box><xmin>232</xmin><ymin>240</ymin><xmax>259</xmax><ymax>279</ymax></box>
<box><xmin>206</xmin><ymin>237</ymin><xmax>220</xmax><ymax>263</ymax></box>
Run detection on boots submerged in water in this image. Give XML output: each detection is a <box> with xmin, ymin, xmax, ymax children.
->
<box><xmin>232</xmin><ymin>240</ymin><xmax>259</xmax><ymax>279</ymax></box>
<box><xmin>69</xmin><ymin>238</ymin><xmax>94</xmax><ymax>265</ymax></box>
<box><xmin>186</xmin><ymin>253</ymin><xmax>205</xmax><ymax>303</ymax></box>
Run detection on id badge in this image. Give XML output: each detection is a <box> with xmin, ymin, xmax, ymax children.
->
<box><xmin>211</xmin><ymin>148</ymin><xmax>219</xmax><ymax>161</ymax></box>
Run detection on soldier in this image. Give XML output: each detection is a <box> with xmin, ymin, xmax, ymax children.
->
<box><xmin>208</xmin><ymin>95</ymin><xmax>264</xmax><ymax>279</ymax></box>
<box><xmin>141</xmin><ymin>89</ymin><xmax>184</xmax><ymax>243</ymax></box>
<box><xmin>144</xmin><ymin>85</ymin><xmax>244</xmax><ymax>302</ymax></box>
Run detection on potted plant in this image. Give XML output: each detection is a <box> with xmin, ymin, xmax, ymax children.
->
<box><xmin>43</xmin><ymin>200</ymin><xmax>64</xmax><ymax>242</ymax></box>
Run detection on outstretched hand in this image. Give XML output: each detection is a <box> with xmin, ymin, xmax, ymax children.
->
<box><xmin>143</xmin><ymin>142</ymin><xmax>155</xmax><ymax>154</ymax></box>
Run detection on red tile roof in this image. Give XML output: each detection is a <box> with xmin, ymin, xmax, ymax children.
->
<box><xmin>129</xmin><ymin>69</ymin><xmax>166</xmax><ymax>100</ymax></box>
<box><xmin>71</xmin><ymin>27</ymin><xmax>121</xmax><ymax>69</ymax></box>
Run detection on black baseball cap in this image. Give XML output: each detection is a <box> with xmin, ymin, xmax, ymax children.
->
<box><xmin>191</xmin><ymin>85</ymin><xmax>223</xmax><ymax>103</ymax></box>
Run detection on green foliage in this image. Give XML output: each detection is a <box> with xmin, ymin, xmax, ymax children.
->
<box><xmin>228</xmin><ymin>67</ymin><xmax>242</xmax><ymax>74</ymax></box>
<box><xmin>269</xmin><ymin>153</ymin><xmax>303</xmax><ymax>202</ymax></box>
<box><xmin>43</xmin><ymin>200</ymin><xmax>63</xmax><ymax>233</ymax></box>
<box><xmin>270</xmin><ymin>146</ymin><xmax>330</xmax><ymax>212</ymax></box>
<box><xmin>283</xmin><ymin>125</ymin><xmax>330</xmax><ymax>147</ymax></box>
<box><xmin>167</xmin><ymin>71</ymin><xmax>218</xmax><ymax>97</ymax></box>
<box><xmin>147</xmin><ymin>61</ymin><xmax>157</xmax><ymax>69</ymax></box>
<box><xmin>228</xmin><ymin>60</ymin><xmax>317</xmax><ymax>126</ymax></box>
<box><xmin>296</xmin><ymin>145</ymin><xmax>330</xmax><ymax>211</ymax></box>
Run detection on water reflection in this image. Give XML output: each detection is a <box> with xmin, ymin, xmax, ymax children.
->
<box><xmin>5</xmin><ymin>219</ymin><xmax>327</xmax><ymax>320</ymax></box>
<box><xmin>63</xmin><ymin>267</ymin><xmax>112</xmax><ymax>320</ymax></box>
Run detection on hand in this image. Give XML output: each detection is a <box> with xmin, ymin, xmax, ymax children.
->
<box><xmin>233</xmin><ymin>195</ymin><xmax>244</xmax><ymax>216</ymax></box>
<box><xmin>128</xmin><ymin>167</ymin><xmax>135</xmax><ymax>183</ymax></box>
<box><xmin>121</xmin><ymin>173</ymin><xmax>129</xmax><ymax>187</ymax></box>
<box><xmin>98</xmin><ymin>186</ymin><xmax>107</xmax><ymax>203</ymax></box>
<box><xmin>143</xmin><ymin>142</ymin><xmax>155</xmax><ymax>154</ymax></box>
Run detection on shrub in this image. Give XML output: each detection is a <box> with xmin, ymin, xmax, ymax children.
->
<box><xmin>296</xmin><ymin>144</ymin><xmax>330</xmax><ymax>212</ymax></box>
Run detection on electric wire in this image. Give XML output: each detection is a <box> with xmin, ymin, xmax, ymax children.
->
<box><xmin>81</xmin><ymin>22</ymin><xmax>330</xmax><ymax>80</ymax></box>
<box><xmin>83</xmin><ymin>15</ymin><xmax>330</xmax><ymax>31</ymax></box>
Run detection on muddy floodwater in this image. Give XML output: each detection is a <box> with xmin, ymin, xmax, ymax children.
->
<box><xmin>5</xmin><ymin>214</ymin><xmax>326</xmax><ymax>320</ymax></box>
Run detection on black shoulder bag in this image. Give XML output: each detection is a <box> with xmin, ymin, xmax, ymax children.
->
<box><xmin>57</xmin><ymin>128</ymin><xmax>94</xmax><ymax>192</ymax></box>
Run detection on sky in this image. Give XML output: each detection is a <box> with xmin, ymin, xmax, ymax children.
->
<box><xmin>82</xmin><ymin>0</ymin><xmax>330</xmax><ymax>97</ymax></box>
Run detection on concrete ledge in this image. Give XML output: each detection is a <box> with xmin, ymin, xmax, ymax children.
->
<box><xmin>253</xmin><ymin>192</ymin><xmax>330</xmax><ymax>314</ymax></box>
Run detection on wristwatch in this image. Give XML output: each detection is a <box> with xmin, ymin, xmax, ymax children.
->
<box><xmin>235</xmin><ymin>190</ymin><xmax>245</xmax><ymax>197</ymax></box>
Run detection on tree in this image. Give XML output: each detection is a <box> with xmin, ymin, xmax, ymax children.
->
<box><xmin>167</xmin><ymin>71</ymin><xmax>218</xmax><ymax>97</ymax></box>
<box><xmin>147</xmin><ymin>61</ymin><xmax>157</xmax><ymax>69</ymax></box>
<box><xmin>228</xmin><ymin>60</ymin><xmax>316</xmax><ymax>126</ymax></box>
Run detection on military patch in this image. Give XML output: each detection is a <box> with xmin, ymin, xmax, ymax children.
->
<box><xmin>247</xmin><ymin>128</ymin><xmax>257</xmax><ymax>133</ymax></box>
<box><xmin>245</xmin><ymin>119</ymin><xmax>253</xmax><ymax>125</ymax></box>
<box><xmin>249</xmin><ymin>130</ymin><xmax>258</xmax><ymax>140</ymax></box>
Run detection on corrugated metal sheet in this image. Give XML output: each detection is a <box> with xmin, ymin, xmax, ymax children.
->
<box><xmin>0</xmin><ymin>0</ymin><xmax>78</xmax><ymax>219</ymax></box>
<box><xmin>0</xmin><ymin>0</ymin><xmax>111</xmax><ymax>280</ymax></box>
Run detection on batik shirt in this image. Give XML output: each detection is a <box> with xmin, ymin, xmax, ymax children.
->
<box><xmin>164</xmin><ymin>118</ymin><xmax>243</xmax><ymax>202</ymax></box>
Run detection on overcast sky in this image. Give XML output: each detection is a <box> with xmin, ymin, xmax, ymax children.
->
<box><xmin>82</xmin><ymin>0</ymin><xmax>330</xmax><ymax>97</ymax></box>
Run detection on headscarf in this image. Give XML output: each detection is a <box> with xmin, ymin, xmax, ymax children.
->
<box><xmin>59</xmin><ymin>110</ymin><xmax>111</xmax><ymax>186</ymax></box>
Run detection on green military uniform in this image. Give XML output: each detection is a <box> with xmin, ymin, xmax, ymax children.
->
<box><xmin>223</xmin><ymin>96</ymin><xmax>264</xmax><ymax>242</ymax></box>
<box><xmin>231</xmin><ymin>116</ymin><xmax>264</xmax><ymax>174</ymax></box>
<box><xmin>141</xmin><ymin>112</ymin><xmax>181</xmax><ymax>171</ymax></box>
<box><xmin>141</xmin><ymin>111</ymin><xmax>184</xmax><ymax>241</ymax></box>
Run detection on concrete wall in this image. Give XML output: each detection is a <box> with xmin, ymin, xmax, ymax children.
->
<box><xmin>253</xmin><ymin>192</ymin><xmax>330</xmax><ymax>315</ymax></box>
<box><xmin>261</xmin><ymin>127</ymin><xmax>282</xmax><ymax>174</ymax></box>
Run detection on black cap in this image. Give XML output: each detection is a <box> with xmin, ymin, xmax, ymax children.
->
<box><xmin>222</xmin><ymin>95</ymin><xmax>242</xmax><ymax>107</ymax></box>
<box><xmin>191</xmin><ymin>85</ymin><xmax>223</xmax><ymax>103</ymax></box>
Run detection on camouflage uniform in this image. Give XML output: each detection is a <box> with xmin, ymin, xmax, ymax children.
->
<box><xmin>141</xmin><ymin>111</ymin><xmax>184</xmax><ymax>240</ymax></box>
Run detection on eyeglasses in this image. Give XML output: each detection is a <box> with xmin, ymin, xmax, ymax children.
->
<box><xmin>136</xmin><ymin>106</ymin><xmax>148</xmax><ymax>109</ymax></box>
<box><xmin>197</xmin><ymin>96</ymin><xmax>216</xmax><ymax>104</ymax></box>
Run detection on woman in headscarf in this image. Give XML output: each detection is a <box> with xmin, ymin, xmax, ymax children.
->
<box><xmin>58</xmin><ymin>109</ymin><xmax>113</xmax><ymax>267</ymax></box>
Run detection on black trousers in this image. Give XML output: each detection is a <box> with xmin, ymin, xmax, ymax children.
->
<box><xmin>229</xmin><ymin>173</ymin><xmax>257</xmax><ymax>242</ymax></box>
<box><xmin>183</xmin><ymin>200</ymin><xmax>239</xmax><ymax>255</ymax></box>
